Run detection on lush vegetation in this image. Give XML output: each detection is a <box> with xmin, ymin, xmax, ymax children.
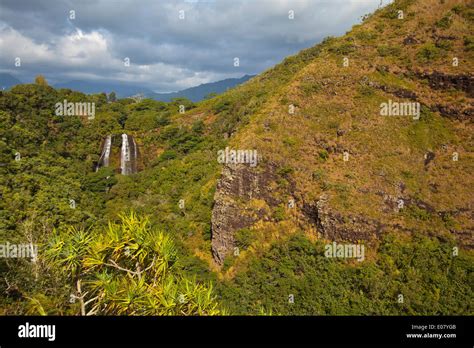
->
<box><xmin>218</xmin><ymin>233</ymin><xmax>473</xmax><ymax>315</ymax></box>
<box><xmin>33</xmin><ymin>213</ymin><xmax>222</xmax><ymax>315</ymax></box>
<box><xmin>1</xmin><ymin>0</ymin><xmax>473</xmax><ymax>316</ymax></box>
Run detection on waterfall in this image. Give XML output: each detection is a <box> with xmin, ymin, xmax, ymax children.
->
<box><xmin>96</xmin><ymin>135</ymin><xmax>112</xmax><ymax>171</ymax></box>
<box><xmin>132</xmin><ymin>136</ymin><xmax>138</xmax><ymax>173</ymax></box>
<box><xmin>121</xmin><ymin>133</ymin><xmax>131</xmax><ymax>175</ymax></box>
<box><xmin>96</xmin><ymin>133</ymin><xmax>138</xmax><ymax>175</ymax></box>
<box><xmin>103</xmin><ymin>135</ymin><xmax>112</xmax><ymax>167</ymax></box>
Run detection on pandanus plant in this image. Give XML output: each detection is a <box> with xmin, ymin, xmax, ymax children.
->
<box><xmin>38</xmin><ymin>212</ymin><xmax>224</xmax><ymax>316</ymax></box>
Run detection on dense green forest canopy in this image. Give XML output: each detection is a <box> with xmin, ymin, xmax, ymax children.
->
<box><xmin>1</xmin><ymin>0</ymin><xmax>473</xmax><ymax>315</ymax></box>
<box><xmin>0</xmin><ymin>79</ymin><xmax>471</xmax><ymax>315</ymax></box>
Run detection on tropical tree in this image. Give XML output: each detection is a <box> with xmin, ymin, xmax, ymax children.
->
<box><xmin>108</xmin><ymin>91</ymin><xmax>116</xmax><ymax>102</ymax></box>
<box><xmin>35</xmin><ymin>75</ymin><xmax>48</xmax><ymax>86</ymax></box>
<box><xmin>33</xmin><ymin>212</ymin><xmax>224</xmax><ymax>315</ymax></box>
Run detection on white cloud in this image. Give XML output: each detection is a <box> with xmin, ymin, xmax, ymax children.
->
<box><xmin>56</xmin><ymin>29</ymin><xmax>110</xmax><ymax>65</ymax></box>
<box><xmin>0</xmin><ymin>0</ymin><xmax>384</xmax><ymax>91</ymax></box>
<box><xmin>0</xmin><ymin>26</ymin><xmax>54</xmax><ymax>64</ymax></box>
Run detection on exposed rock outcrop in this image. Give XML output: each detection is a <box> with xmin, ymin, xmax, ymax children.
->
<box><xmin>211</xmin><ymin>163</ymin><xmax>280</xmax><ymax>264</ymax></box>
<box><xmin>413</xmin><ymin>71</ymin><xmax>474</xmax><ymax>97</ymax></box>
<box><xmin>366</xmin><ymin>79</ymin><xmax>418</xmax><ymax>100</ymax></box>
<box><xmin>302</xmin><ymin>195</ymin><xmax>383</xmax><ymax>243</ymax></box>
<box><xmin>430</xmin><ymin>103</ymin><xmax>473</xmax><ymax>121</ymax></box>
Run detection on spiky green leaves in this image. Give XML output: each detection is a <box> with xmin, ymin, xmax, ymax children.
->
<box><xmin>40</xmin><ymin>212</ymin><xmax>224</xmax><ymax>315</ymax></box>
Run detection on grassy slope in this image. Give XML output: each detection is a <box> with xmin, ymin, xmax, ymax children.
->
<box><xmin>213</xmin><ymin>0</ymin><xmax>474</xmax><ymax>268</ymax></box>
<box><xmin>174</xmin><ymin>0</ymin><xmax>473</xmax><ymax>313</ymax></box>
<box><xmin>108</xmin><ymin>0</ymin><xmax>473</xmax><ymax>276</ymax></box>
<box><xmin>2</xmin><ymin>0</ymin><xmax>471</xmax><ymax>315</ymax></box>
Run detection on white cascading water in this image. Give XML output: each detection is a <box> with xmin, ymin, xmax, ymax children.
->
<box><xmin>132</xmin><ymin>136</ymin><xmax>137</xmax><ymax>173</ymax></box>
<box><xmin>103</xmin><ymin>135</ymin><xmax>112</xmax><ymax>167</ymax></box>
<box><xmin>96</xmin><ymin>135</ymin><xmax>112</xmax><ymax>171</ymax></box>
<box><xmin>121</xmin><ymin>133</ymin><xmax>131</xmax><ymax>175</ymax></box>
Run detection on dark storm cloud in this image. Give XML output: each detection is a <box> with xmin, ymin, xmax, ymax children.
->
<box><xmin>0</xmin><ymin>0</ymin><xmax>386</xmax><ymax>92</ymax></box>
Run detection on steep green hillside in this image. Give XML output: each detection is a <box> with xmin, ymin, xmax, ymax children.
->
<box><xmin>0</xmin><ymin>0</ymin><xmax>472</xmax><ymax>315</ymax></box>
<box><xmin>205</xmin><ymin>0</ymin><xmax>474</xmax><ymax>314</ymax></box>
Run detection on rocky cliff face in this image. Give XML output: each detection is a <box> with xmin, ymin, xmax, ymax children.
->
<box><xmin>212</xmin><ymin>165</ymin><xmax>473</xmax><ymax>265</ymax></box>
<box><xmin>302</xmin><ymin>194</ymin><xmax>384</xmax><ymax>242</ymax></box>
<box><xmin>209</xmin><ymin>0</ymin><xmax>474</xmax><ymax>265</ymax></box>
<box><xmin>211</xmin><ymin>163</ymin><xmax>282</xmax><ymax>264</ymax></box>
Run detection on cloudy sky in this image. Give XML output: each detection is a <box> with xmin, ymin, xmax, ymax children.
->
<box><xmin>0</xmin><ymin>0</ymin><xmax>387</xmax><ymax>92</ymax></box>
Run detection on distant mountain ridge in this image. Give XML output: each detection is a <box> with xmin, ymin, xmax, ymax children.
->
<box><xmin>54</xmin><ymin>80</ymin><xmax>155</xmax><ymax>98</ymax></box>
<box><xmin>0</xmin><ymin>73</ymin><xmax>254</xmax><ymax>102</ymax></box>
<box><xmin>149</xmin><ymin>75</ymin><xmax>255</xmax><ymax>102</ymax></box>
<box><xmin>0</xmin><ymin>73</ymin><xmax>22</xmax><ymax>90</ymax></box>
